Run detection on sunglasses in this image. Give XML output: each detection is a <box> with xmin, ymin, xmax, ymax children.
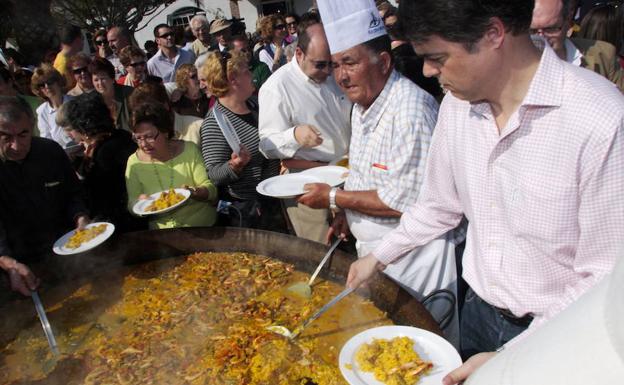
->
<box><xmin>72</xmin><ymin>67</ymin><xmax>89</xmax><ymax>75</ymax></box>
<box><xmin>274</xmin><ymin>24</ymin><xmax>286</xmax><ymax>30</ymax></box>
<box><xmin>158</xmin><ymin>32</ymin><xmax>175</xmax><ymax>39</ymax></box>
<box><xmin>95</xmin><ymin>39</ymin><xmax>108</xmax><ymax>46</ymax></box>
<box><xmin>129</xmin><ymin>61</ymin><xmax>146</xmax><ymax>68</ymax></box>
<box><xmin>36</xmin><ymin>80</ymin><xmax>56</xmax><ymax>89</ymax></box>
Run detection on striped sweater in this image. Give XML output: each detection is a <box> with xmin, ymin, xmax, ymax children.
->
<box><xmin>200</xmin><ymin>100</ymin><xmax>280</xmax><ymax>201</ymax></box>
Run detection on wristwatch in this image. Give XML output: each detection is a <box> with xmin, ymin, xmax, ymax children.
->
<box><xmin>329</xmin><ymin>187</ymin><xmax>340</xmax><ymax>211</ymax></box>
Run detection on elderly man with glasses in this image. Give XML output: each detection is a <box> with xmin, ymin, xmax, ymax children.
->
<box><xmin>258</xmin><ymin>12</ymin><xmax>352</xmax><ymax>244</ymax></box>
<box><xmin>531</xmin><ymin>0</ymin><xmax>624</xmax><ymax>91</ymax></box>
<box><xmin>147</xmin><ymin>24</ymin><xmax>196</xmax><ymax>83</ymax></box>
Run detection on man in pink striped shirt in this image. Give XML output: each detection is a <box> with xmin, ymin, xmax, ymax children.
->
<box><xmin>346</xmin><ymin>0</ymin><xmax>624</xmax><ymax>383</ymax></box>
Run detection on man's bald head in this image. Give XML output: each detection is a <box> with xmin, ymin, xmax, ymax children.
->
<box><xmin>295</xmin><ymin>22</ymin><xmax>334</xmax><ymax>83</ymax></box>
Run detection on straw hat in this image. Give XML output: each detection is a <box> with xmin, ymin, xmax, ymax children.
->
<box><xmin>210</xmin><ymin>18</ymin><xmax>232</xmax><ymax>34</ymax></box>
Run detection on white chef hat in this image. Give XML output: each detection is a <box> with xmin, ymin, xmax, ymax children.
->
<box><xmin>316</xmin><ymin>0</ymin><xmax>387</xmax><ymax>54</ymax></box>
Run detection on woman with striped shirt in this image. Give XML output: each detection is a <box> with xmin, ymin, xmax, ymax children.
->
<box><xmin>199</xmin><ymin>51</ymin><xmax>283</xmax><ymax>230</ymax></box>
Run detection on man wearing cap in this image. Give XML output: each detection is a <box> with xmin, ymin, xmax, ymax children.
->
<box><xmin>147</xmin><ymin>24</ymin><xmax>196</xmax><ymax>83</ymax></box>
<box><xmin>258</xmin><ymin>13</ymin><xmax>352</xmax><ymax>244</ymax></box>
<box><xmin>189</xmin><ymin>15</ymin><xmax>211</xmax><ymax>57</ymax></box>
<box><xmin>209</xmin><ymin>19</ymin><xmax>232</xmax><ymax>53</ymax></box>
<box><xmin>339</xmin><ymin>0</ymin><xmax>624</xmax><ymax>383</ymax></box>
<box><xmin>299</xmin><ymin>0</ymin><xmax>459</xmax><ymax>345</ymax></box>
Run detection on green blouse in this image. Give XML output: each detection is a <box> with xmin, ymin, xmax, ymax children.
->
<box><xmin>125</xmin><ymin>141</ymin><xmax>217</xmax><ymax>229</ymax></box>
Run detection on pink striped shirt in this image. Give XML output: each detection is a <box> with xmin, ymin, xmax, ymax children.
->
<box><xmin>373</xmin><ymin>44</ymin><xmax>624</xmax><ymax>338</ymax></box>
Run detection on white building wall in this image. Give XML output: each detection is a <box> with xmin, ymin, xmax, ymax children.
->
<box><xmin>133</xmin><ymin>0</ymin><xmax>341</xmax><ymax>48</ymax></box>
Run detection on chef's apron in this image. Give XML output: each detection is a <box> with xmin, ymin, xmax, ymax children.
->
<box><xmin>348</xmin><ymin>213</ymin><xmax>460</xmax><ymax>348</ymax></box>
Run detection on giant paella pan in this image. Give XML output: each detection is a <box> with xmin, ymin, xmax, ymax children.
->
<box><xmin>0</xmin><ymin>227</ymin><xmax>440</xmax><ymax>385</ymax></box>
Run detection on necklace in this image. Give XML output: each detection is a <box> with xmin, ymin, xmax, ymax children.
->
<box><xmin>149</xmin><ymin>144</ymin><xmax>175</xmax><ymax>191</ymax></box>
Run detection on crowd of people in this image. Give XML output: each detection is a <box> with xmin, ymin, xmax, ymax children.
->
<box><xmin>1</xmin><ymin>0</ymin><xmax>623</xmax><ymax>383</ymax></box>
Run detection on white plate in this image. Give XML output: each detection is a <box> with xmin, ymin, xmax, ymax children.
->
<box><xmin>256</xmin><ymin>174</ymin><xmax>321</xmax><ymax>199</ymax></box>
<box><xmin>132</xmin><ymin>188</ymin><xmax>191</xmax><ymax>216</ymax></box>
<box><xmin>301</xmin><ymin>166</ymin><xmax>349</xmax><ymax>186</ymax></box>
<box><xmin>53</xmin><ymin>222</ymin><xmax>115</xmax><ymax>255</ymax></box>
<box><xmin>339</xmin><ymin>326</ymin><xmax>462</xmax><ymax>385</ymax></box>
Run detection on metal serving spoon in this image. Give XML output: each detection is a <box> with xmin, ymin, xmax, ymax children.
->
<box><xmin>32</xmin><ymin>291</ymin><xmax>60</xmax><ymax>356</ymax></box>
<box><xmin>268</xmin><ymin>286</ymin><xmax>355</xmax><ymax>339</ymax></box>
<box><xmin>287</xmin><ymin>237</ymin><xmax>342</xmax><ymax>298</ymax></box>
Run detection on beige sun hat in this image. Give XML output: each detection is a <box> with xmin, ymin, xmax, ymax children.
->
<box><xmin>209</xmin><ymin>18</ymin><xmax>232</xmax><ymax>34</ymax></box>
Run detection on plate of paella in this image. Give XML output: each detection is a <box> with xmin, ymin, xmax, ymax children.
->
<box><xmin>132</xmin><ymin>188</ymin><xmax>191</xmax><ymax>216</ymax></box>
<box><xmin>339</xmin><ymin>325</ymin><xmax>462</xmax><ymax>385</ymax></box>
<box><xmin>53</xmin><ymin>222</ymin><xmax>115</xmax><ymax>255</ymax></box>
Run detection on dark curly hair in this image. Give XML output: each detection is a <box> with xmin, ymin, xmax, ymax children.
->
<box><xmin>64</xmin><ymin>92</ymin><xmax>114</xmax><ymax>137</ymax></box>
<box><xmin>131</xmin><ymin>102</ymin><xmax>174</xmax><ymax>139</ymax></box>
<box><xmin>88</xmin><ymin>56</ymin><xmax>116</xmax><ymax>79</ymax></box>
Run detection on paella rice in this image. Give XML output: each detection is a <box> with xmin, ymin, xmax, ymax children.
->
<box><xmin>64</xmin><ymin>223</ymin><xmax>107</xmax><ymax>249</ymax></box>
<box><xmin>355</xmin><ymin>336</ymin><xmax>432</xmax><ymax>385</ymax></box>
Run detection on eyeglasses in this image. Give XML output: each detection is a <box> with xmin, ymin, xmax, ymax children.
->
<box><xmin>218</xmin><ymin>51</ymin><xmax>231</xmax><ymax>80</ymax></box>
<box><xmin>158</xmin><ymin>32</ymin><xmax>175</xmax><ymax>39</ymax></box>
<box><xmin>286</xmin><ymin>22</ymin><xmax>297</xmax><ymax>27</ymax></box>
<box><xmin>36</xmin><ymin>80</ymin><xmax>56</xmax><ymax>89</ymax></box>
<box><xmin>72</xmin><ymin>67</ymin><xmax>89</xmax><ymax>75</ymax></box>
<box><xmin>129</xmin><ymin>61</ymin><xmax>146</xmax><ymax>68</ymax></box>
<box><xmin>95</xmin><ymin>39</ymin><xmax>108</xmax><ymax>46</ymax></box>
<box><xmin>132</xmin><ymin>131</ymin><xmax>160</xmax><ymax>144</ymax></box>
<box><xmin>311</xmin><ymin>60</ymin><xmax>335</xmax><ymax>70</ymax></box>
<box><xmin>529</xmin><ymin>25</ymin><xmax>564</xmax><ymax>36</ymax></box>
<box><xmin>274</xmin><ymin>24</ymin><xmax>286</xmax><ymax>30</ymax></box>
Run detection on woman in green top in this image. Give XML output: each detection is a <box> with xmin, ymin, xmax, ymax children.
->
<box><xmin>125</xmin><ymin>102</ymin><xmax>218</xmax><ymax>229</ymax></box>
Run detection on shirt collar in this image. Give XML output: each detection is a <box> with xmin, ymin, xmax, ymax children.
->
<box><xmin>470</xmin><ymin>40</ymin><xmax>563</xmax><ymax>117</ymax></box>
<box><xmin>156</xmin><ymin>48</ymin><xmax>179</xmax><ymax>62</ymax></box>
<box><xmin>564</xmin><ymin>38</ymin><xmax>583</xmax><ymax>66</ymax></box>
<box><xmin>355</xmin><ymin>70</ymin><xmax>399</xmax><ymax>133</ymax></box>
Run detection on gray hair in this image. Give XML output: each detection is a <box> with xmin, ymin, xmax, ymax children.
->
<box><xmin>0</xmin><ymin>96</ymin><xmax>34</xmax><ymax>126</ymax></box>
<box><xmin>190</xmin><ymin>15</ymin><xmax>209</xmax><ymax>28</ymax></box>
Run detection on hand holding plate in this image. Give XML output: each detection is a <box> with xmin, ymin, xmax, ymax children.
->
<box><xmin>297</xmin><ymin>182</ymin><xmax>331</xmax><ymax>208</ymax></box>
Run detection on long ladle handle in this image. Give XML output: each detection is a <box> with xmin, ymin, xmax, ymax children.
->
<box><xmin>290</xmin><ymin>286</ymin><xmax>354</xmax><ymax>339</ymax></box>
<box><xmin>307</xmin><ymin>237</ymin><xmax>342</xmax><ymax>286</ymax></box>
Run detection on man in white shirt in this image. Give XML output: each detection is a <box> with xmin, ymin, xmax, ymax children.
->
<box><xmin>106</xmin><ymin>26</ymin><xmax>131</xmax><ymax>80</ymax></box>
<box><xmin>531</xmin><ymin>0</ymin><xmax>623</xmax><ymax>91</ymax></box>
<box><xmin>258</xmin><ymin>14</ymin><xmax>351</xmax><ymax>243</ymax></box>
<box><xmin>147</xmin><ymin>24</ymin><xmax>196</xmax><ymax>83</ymax></box>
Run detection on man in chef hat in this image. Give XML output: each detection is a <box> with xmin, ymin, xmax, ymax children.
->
<box><xmin>298</xmin><ymin>0</ymin><xmax>461</xmax><ymax>347</ymax></box>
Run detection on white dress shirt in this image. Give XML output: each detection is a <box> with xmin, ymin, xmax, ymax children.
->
<box><xmin>147</xmin><ymin>48</ymin><xmax>196</xmax><ymax>83</ymax></box>
<box><xmin>258</xmin><ymin>59</ymin><xmax>352</xmax><ymax>162</ymax></box>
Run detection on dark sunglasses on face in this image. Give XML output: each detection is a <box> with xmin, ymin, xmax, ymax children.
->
<box><xmin>274</xmin><ymin>24</ymin><xmax>286</xmax><ymax>30</ymax></box>
<box><xmin>72</xmin><ymin>67</ymin><xmax>89</xmax><ymax>75</ymax></box>
<box><xmin>95</xmin><ymin>39</ymin><xmax>108</xmax><ymax>46</ymax></box>
<box><xmin>159</xmin><ymin>32</ymin><xmax>175</xmax><ymax>39</ymax></box>
<box><xmin>36</xmin><ymin>80</ymin><xmax>56</xmax><ymax>89</ymax></box>
<box><xmin>310</xmin><ymin>59</ymin><xmax>335</xmax><ymax>70</ymax></box>
<box><xmin>219</xmin><ymin>51</ymin><xmax>232</xmax><ymax>80</ymax></box>
<box><xmin>129</xmin><ymin>61</ymin><xmax>146</xmax><ymax>68</ymax></box>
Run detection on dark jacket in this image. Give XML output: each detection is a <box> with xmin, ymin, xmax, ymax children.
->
<box><xmin>0</xmin><ymin>138</ymin><xmax>87</xmax><ymax>262</ymax></box>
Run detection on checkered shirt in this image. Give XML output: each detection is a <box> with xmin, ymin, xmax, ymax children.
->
<box><xmin>373</xmin><ymin>44</ymin><xmax>624</xmax><ymax>340</ymax></box>
<box><xmin>345</xmin><ymin>70</ymin><xmax>439</xmax><ymax>225</ymax></box>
